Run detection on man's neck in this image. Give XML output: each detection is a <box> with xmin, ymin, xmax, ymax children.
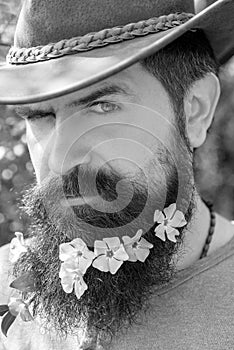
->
<box><xmin>176</xmin><ymin>195</ymin><xmax>234</xmax><ymax>270</ymax></box>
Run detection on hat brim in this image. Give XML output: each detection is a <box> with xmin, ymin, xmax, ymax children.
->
<box><xmin>0</xmin><ymin>0</ymin><xmax>233</xmax><ymax>105</ymax></box>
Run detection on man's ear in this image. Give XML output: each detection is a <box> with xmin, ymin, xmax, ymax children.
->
<box><xmin>184</xmin><ymin>73</ymin><xmax>220</xmax><ymax>148</ymax></box>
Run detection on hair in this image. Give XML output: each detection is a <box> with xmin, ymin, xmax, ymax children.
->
<box><xmin>141</xmin><ymin>29</ymin><xmax>220</xmax><ymax>136</ymax></box>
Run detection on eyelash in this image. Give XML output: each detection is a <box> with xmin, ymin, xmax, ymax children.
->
<box><xmin>88</xmin><ymin>101</ymin><xmax>120</xmax><ymax>114</ymax></box>
<box><xmin>23</xmin><ymin>100</ymin><xmax>120</xmax><ymax>121</ymax></box>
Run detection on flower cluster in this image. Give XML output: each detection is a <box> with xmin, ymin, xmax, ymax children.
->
<box><xmin>58</xmin><ymin>203</ymin><xmax>187</xmax><ymax>299</ymax></box>
<box><xmin>5</xmin><ymin>203</ymin><xmax>187</xmax><ymax>307</ymax></box>
<box><xmin>59</xmin><ymin>230</ymin><xmax>154</xmax><ymax>299</ymax></box>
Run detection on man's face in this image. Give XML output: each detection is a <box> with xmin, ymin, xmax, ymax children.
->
<box><xmin>14</xmin><ymin>62</ymin><xmax>195</xmax><ymax>343</ymax></box>
<box><xmin>17</xmin><ymin>62</ymin><xmax>193</xmax><ymax>243</ymax></box>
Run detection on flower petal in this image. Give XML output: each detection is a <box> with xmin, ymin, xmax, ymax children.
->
<box><xmin>9</xmin><ymin>234</ymin><xmax>27</xmax><ymax>263</ymax></box>
<box><xmin>154</xmin><ymin>224</ymin><xmax>166</xmax><ymax>241</ymax></box>
<box><xmin>132</xmin><ymin>229</ymin><xmax>143</xmax><ymax>242</ymax></box>
<box><xmin>94</xmin><ymin>240</ymin><xmax>107</xmax><ymax>257</ymax></box>
<box><xmin>139</xmin><ymin>237</ymin><xmax>153</xmax><ymax>249</ymax></box>
<box><xmin>153</xmin><ymin>210</ymin><xmax>164</xmax><ymax>224</ymax></box>
<box><xmin>122</xmin><ymin>235</ymin><xmax>131</xmax><ymax>245</ymax></box>
<box><xmin>135</xmin><ymin>247</ymin><xmax>151</xmax><ymax>262</ymax></box>
<box><xmin>78</xmin><ymin>255</ymin><xmax>93</xmax><ymax>274</ymax></box>
<box><xmin>122</xmin><ymin>229</ymin><xmax>143</xmax><ymax>246</ymax></box>
<box><xmin>71</xmin><ymin>238</ymin><xmax>87</xmax><ymax>251</ymax></box>
<box><xmin>109</xmin><ymin>258</ymin><xmax>124</xmax><ymax>274</ymax></box>
<box><xmin>60</xmin><ymin>275</ymin><xmax>74</xmax><ymax>294</ymax></box>
<box><xmin>92</xmin><ymin>255</ymin><xmax>109</xmax><ymax>272</ymax></box>
<box><xmin>59</xmin><ymin>243</ymin><xmax>75</xmax><ymax>262</ymax></box>
<box><xmin>165</xmin><ymin>225</ymin><xmax>175</xmax><ymax>234</ymax></box>
<box><xmin>20</xmin><ymin>306</ymin><xmax>34</xmax><ymax>322</ymax></box>
<box><xmin>9</xmin><ymin>248</ymin><xmax>27</xmax><ymax>263</ymax></box>
<box><xmin>59</xmin><ymin>260</ymin><xmax>79</xmax><ymax>276</ymax></box>
<box><xmin>166</xmin><ymin>228</ymin><xmax>180</xmax><ymax>243</ymax></box>
<box><xmin>124</xmin><ymin>247</ymin><xmax>137</xmax><ymax>262</ymax></box>
<box><xmin>163</xmin><ymin>203</ymin><xmax>177</xmax><ymax>220</ymax></box>
<box><xmin>83</xmin><ymin>249</ymin><xmax>95</xmax><ymax>262</ymax></box>
<box><xmin>8</xmin><ymin>298</ymin><xmax>24</xmax><ymax>316</ymax></box>
<box><xmin>113</xmin><ymin>245</ymin><xmax>129</xmax><ymax>261</ymax></box>
<box><xmin>169</xmin><ymin>210</ymin><xmax>187</xmax><ymax>228</ymax></box>
<box><xmin>15</xmin><ymin>232</ymin><xmax>25</xmax><ymax>245</ymax></box>
<box><xmin>74</xmin><ymin>276</ymin><xmax>88</xmax><ymax>299</ymax></box>
<box><xmin>103</xmin><ymin>237</ymin><xmax>121</xmax><ymax>250</ymax></box>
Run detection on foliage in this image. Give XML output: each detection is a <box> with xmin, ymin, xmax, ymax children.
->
<box><xmin>0</xmin><ymin>105</ymin><xmax>34</xmax><ymax>246</ymax></box>
<box><xmin>0</xmin><ymin>0</ymin><xmax>21</xmax><ymax>45</ymax></box>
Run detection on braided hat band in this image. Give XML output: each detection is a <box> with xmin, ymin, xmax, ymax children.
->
<box><xmin>7</xmin><ymin>12</ymin><xmax>194</xmax><ymax>65</ymax></box>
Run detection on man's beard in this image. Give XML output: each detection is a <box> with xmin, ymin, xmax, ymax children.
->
<box><xmin>13</xmin><ymin>149</ymin><xmax>195</xmax><ymax>346</ymax></box>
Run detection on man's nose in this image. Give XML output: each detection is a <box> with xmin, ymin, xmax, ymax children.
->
<box><xmin>47</xmin><ymin>122</ymin><xmax>92</xmax><ymax>175</ymax></box>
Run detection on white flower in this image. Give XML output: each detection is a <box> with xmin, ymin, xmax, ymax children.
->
<box><xmin>59</xmin><ymin>260</ymin><xmax>88</xmax><ymax>299</ymax></box>
<box><xmin>9</xmin><ymin>232</ymin><xmax>27</xmax><ymax>263</ymax></box>
<box><xmin>8</xmin><ymin>297</ymin><xmax>33</xmax><ymax>322</ymax></box>
<box><xmin>122</xmin><ymin>229</ymin><xmax>153</xmax><ymax>262</ymax></box>
<box><xmin>93</xmin><ymin>237</ymin><xmax>129</xmax><ymax>274</ymax></box>
<box><xmin>59</xmin><ymin>238</ymin><xmax>94</xmax><ymax>275</ymax></box>
<box><xmin>154</xmin><ymin>203</ymin><xmax>187</xmax><ymax>243</ymax></box>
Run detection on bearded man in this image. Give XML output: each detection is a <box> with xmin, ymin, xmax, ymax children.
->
<box><xmin>0</xmin><ymin>0</ymin><xmax>234</xmax><ymax>349</ymax></box>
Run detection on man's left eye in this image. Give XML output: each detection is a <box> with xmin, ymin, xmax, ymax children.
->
<box><xmin>89</xmin><ymin>101</ymin><xmax>120</xmax><ymax>114</ymax></box>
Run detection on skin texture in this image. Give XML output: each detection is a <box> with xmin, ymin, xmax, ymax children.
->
<box><xmin>3</xmin><ymin>62</ymin><xmax>234</xmax><ymax>349</ymax></box>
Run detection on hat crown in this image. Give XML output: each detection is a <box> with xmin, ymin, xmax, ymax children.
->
<box><xmin>15</xmin><ymin>0</ymin><xmax>195</xmax><ymax>48</ymax></box>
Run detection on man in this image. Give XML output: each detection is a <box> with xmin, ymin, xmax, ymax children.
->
<box><xmin>0</xmin><ymin>0</ymin><xmax>234</xmax><ymax>349</ymax></box>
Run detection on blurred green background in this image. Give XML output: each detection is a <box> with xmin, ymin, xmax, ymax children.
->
<box><xmin>0</xmin><ymin>0</ymin><xmax>234</xmax><ymax>247</ymax></box>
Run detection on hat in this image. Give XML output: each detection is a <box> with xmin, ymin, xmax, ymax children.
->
<box><xmin>0</xmin><ymin>0</ymin><xmax>233</xmax><ymax>105</ymax></box>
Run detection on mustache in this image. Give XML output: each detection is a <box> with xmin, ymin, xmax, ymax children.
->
<box><xmin>63</xmin><ymin>164</ymin><xmax>146</xmax><ymax>204</ymax></box>
<box><xmin>61</xmin><ymin>165</ymin><xmax>149</xmax><ymax>225</ymax></box>
<box><xmin>21</xmin><ymin>165</ymin><xmax>156</xmax><ymax>245</ymax></box>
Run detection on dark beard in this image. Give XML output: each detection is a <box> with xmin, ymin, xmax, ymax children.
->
<box><xmin>13</xmin><ymin>156</ymin><xmax>195</xmax><ymax>346</ymax></box>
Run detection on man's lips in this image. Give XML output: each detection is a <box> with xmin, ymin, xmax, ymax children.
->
<box><xmin>60</xmin><ymin>192</ymin><xmax>132</xmax><ymax>214</ymax></box>
<box><xmin>60</xmin><ymin>196</ymin><xmax>97</xmax><ymax>207</ymax></box>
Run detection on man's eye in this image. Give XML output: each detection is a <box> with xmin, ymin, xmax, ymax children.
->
<box><xmin>89</xmin><ymin>101</ymin><xmax>120</xmax><ymax>114</ymax></box>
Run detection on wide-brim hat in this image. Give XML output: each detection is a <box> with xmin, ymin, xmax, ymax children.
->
<box><xmin>0</xmin><ymin>0</ymin><xmax>233</xmax><ymax>105</ymax></box>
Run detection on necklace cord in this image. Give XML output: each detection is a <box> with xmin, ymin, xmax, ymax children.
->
<box><xmin>199</xmin><ymin>199</ymin><xmax>216</xmax><ymax>259</ymax></box>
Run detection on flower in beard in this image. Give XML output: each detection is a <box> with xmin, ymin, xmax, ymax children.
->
<box><xmin>8</xmin><ymin>297</ymin><xmax>33</xmax><ymax>322</ymax></box>
<box><xmin>59</xmin><ymin>238</ymin><xmax>94</xmax><ymax>271</ymax></box>
<box><xmin>59</xmin><ymin>260</ymin><xmax>88</xmax><ymax>299</ymax></box>
<box><xmin>59</xmin><ymin>238</ymin><xmax>94</xmax><ymax>299</ymax></box>
<box><xmin>122</xmin><ymin>229</ymin><xmax>153</xmax><ymax>262</ymax></box>
<box><xmin>154</xmin><ymin>203</ymin><xmax>187</xmax><ymax>243</ymax></box>
<box><xmin>93</xmin><ymin>237</ymin><xmax>129</xmax><ymax>274</ymax></box>
<box><xmin>9</xmin><ymin>232</ymin><xmax>27</xmax><ymax>263</ymax></box>
<box><xmin>0</xmin><ymin>297</ymin><xmax>33</xmax><ymax>337</ymax></box>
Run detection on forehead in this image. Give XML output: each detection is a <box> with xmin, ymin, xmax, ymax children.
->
<box><xmin>13</xmin><ymin>63</ymin><xmax>165</xmax><ymax>114</ymax></box>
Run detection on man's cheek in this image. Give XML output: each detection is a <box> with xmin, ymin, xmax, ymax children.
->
<box><xmin>26</xmin><ymin>126</ymin><xmax>50</xmax><ymax>183</ymax></box>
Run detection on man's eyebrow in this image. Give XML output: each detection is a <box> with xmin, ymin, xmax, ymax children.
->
<box><xmin>12</xmin><ymin>105</ymin><xmax>54</xmax><ymax>118</ymax></box>
<box><xmin>13</xmin><ymin>83</ymin><xmax>136</xmax><ymax>117</ymax></box>
<box><xmin>65</xmin><ymin>83</ymin><xmax>136</xmax><ymax>109</ymax></box>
